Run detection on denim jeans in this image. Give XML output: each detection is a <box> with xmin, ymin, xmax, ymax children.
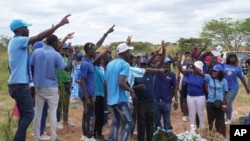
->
<box><xmin>226</xmin><ymin>89</ymin><xmax>239</xmax><ymax>120</ymax></box>
<box><xmin>82</xmin><ymin>96</ymin><xmax>96</xmax><ymax>138</ymax></box>
<box><xmin>110</xmin><ymin>102</ymin><xmax>133</xmax><ymax>141</ymax></box>
<box><xmin>137</xmin><ymin>100</ymin><xmax>155</xmax><ymax>141</ymax></box>
<box><xmin>155</xmin><ymin>101</ymin><xmax>171</xmax><ymax>130</ymax></box>
<box><xmin>8</xmin><ymin>84</ymin><xmax>34</xmax><ymax>141</ymax></box>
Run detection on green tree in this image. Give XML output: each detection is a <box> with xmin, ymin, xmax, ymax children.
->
<box><xmin>201</xmin><ymin>17</ymin><xmax>250</xmax><ymax>51</ymax></box>
<box><xmin>0</xmin><ymin>35</ymin><xmax>11</xmax><ymax>48</ymax></box>
<box><xmin>177</xmin><ymin>38</ymin><xmax>211</xmax><ymax>53</ymax></box>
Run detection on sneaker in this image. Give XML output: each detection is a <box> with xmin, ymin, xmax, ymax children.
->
<box><xmin>57</xmin><ymin>122</ymin><xmax>64</xmax><ymax>129</ymax></box>
<box><xmin>67</xmin><ymin>120</ymin><xmax>75</xmax><ymax>127</ymax></box>
<box><xmin>182</xmin><ymin>116</ymin><xmax>187</xmax><ymax>122</ymax></box>
<box><xmin>80</xmin><ymin>135</ymin><xmax>86</xmax><ymax>141</ymax></box>
<box><xmin>85</xmin><ymin>136</ymin><xmax>96</xmax><ymax>141</ymax></box>
<box><xmin>225</xmin><ymin>119</ymin><xmax>231</xmax><ymax>125</ymax></box>
<box><xmin>40</xmin><ymin>133</ymin><xmax>51</xmax><ymax>140</ymax></box>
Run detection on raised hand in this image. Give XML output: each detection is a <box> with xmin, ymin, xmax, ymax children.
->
<box><xmin>106</xmin><ymin>24</ymin><xmax>115</xmax><ymax>34</ymax></box>
<box><xmin>57</xmin><ymin>14</ymin><xmax>71</xmax><ymax>27</ymax></box>
<box><xmin>66</xmin><ymin>32</ymin><xmax>74</xmax><ymax>40</ymax></box>
<box><xmin>126</xmin><ymin>35</ymin><xmax>132</xmax><ymax>45</ymax></box>
<box><xmin>161</xmin><ymin>40</ymin><xmax>167</xmax><ymax>50</ymax></box>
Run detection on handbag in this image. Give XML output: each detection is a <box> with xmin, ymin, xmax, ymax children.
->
<box><xmin>213</xmin><ymin>79</ymin><xmax>222</xmax><ymax>109</ymax></box>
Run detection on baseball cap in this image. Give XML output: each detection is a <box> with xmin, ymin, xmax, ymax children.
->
<box><xmin>10</xmin><ymin>19</ymin><xmax>32</xmax><ymax>31</ymax></box>
<box><xmin>139</xmin><ymin>58</ymin><xmax>148</xmax><ymax>64</ymax></box>
<box><xmin>117</xmin><ymin>43</ymin><xmax>134</xmax><ymax>54</ymax></box>
<box><xmin>77</xmin><ymin>52</ymin><xmax>84</xmax><ymax>58</ymax></box>
<box><xmin>62</xmin><ymin>43</ymin><xmax>68</xmax><ymax>49</ymax></box>
<box><xmin>32</xmin><ymin>41</ymin><xmax>44</xmax><ymax>50</ymax></box>
<box><xmin>194</xmin><ymin>61</ymin><xmax>204</xmax><ymax>72</ymax></box>
<box><xmin>164</xmin><ymin>57</ymin><xmax>172</xmax><ymax>63</ymax></box>
<box><xmin>212</xmin><ymin>64</ymin><xmax>223</xmax><ymax>72</ymax></box>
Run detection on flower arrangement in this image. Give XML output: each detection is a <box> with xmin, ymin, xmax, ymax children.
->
<box><xmin>177</xmin><ymin>130</ymin><xmax>208</xmax><ymax>141</ymax></box>
<box><xmin>153</xmin><ymin>127</ymin><xmax>178</xmax><ymax>141</ymax></box>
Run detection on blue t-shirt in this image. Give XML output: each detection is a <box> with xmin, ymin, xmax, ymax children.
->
<box><xmin>134</xmin><ymin>73</ymin><xmax>154</xmax><ymax>102</ymax></box>
<box><xmin>154</xmin><ymin>71</ymin><xmax>176</xmax><ymax>103</ymax></box>
<box><xmin>71</xmin><ymin>62</ymin><xmax>81</xmax><ymax>98</ymax></box>
<box><xmin>94</xmin><ymin>65</ymin><xmax>105</xmax><ymax>97</ymax></box>
<box><xmin>80</xmin><ymin>58</ymin><xmax>95</xmax><ymax>96</ymax></box>
<box><xmin>8</xmin><ymin>36</ymin><xmax>30</xmax><ymax>83</ymax></box>
<box><xmin>205</xmin><ymin>74</ymin><xmax>228</xmax><ymax>102</ymax></box>
<box><xmin>186</xmin><ymin>71</ymin><xmax>206</xmax><ymax>96</ymax></box>
<box><xmin>105</xmin><ymin>58</ymin><xmax>130</xmax><ymax>105</ymax></box>
<box><xmin>76</xmin><ymin>70</ymin><xmax>83</xmax><ymax>98</ymax></box>
<box><xmin>223</xmin><ymin>64</ymin><xmax>244</xmax><ymax>90</ymax></box>
<box><xmin>30</xmin><ymin>45</ymin><xmax>66</xmax><ymax>87</ymax></box>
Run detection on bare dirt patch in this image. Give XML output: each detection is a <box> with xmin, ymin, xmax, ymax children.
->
<box><xmin>25</xmin><ymin>100</ymin><xmax>249</xmax><ymax>141</ymax></box>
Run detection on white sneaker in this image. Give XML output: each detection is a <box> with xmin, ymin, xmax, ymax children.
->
<box><xmin>67</xmin><ymin>120</ymin><xmax>75</xmax><ymax>127</ymax></box>
<box><xmin>85</xmin><ymin>136</ymin><xmax>96</xmax><ymax>141</ymax></box>
<box><xmin>80</xmin><ymin>135</ymin><xmax>86</xmax><ymax>141</ymax></box>
<box><xmin>182</xmin><ymin>116</ymin><xmax>187</xmax><ymax>122</ymax></box>
<box><xmin>225</xmin><ymin>119</ymin><xmax>231</xmax><ymax>125</ymax></box>
<box><xmin>40</xmin><ymin>133</ymin><xmax>51</xmax><ymax>140</ymax></box>
<box><xmin>57</xmin><ymin>121</ymin><xmax>64</xmax><ymax>129</ymax></box>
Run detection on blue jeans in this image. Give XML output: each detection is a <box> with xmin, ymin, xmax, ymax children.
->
<box><xmin>82</xmin><ymin>96</ymin><xmax>95</xmax><ymax>138</ymax></box>
<box><xmin>155</xmin><ymin>101</ymin><xmax>171</xmax><ymax>130</ymax></box>
<box><xmin>110</xmin><ymin>102</ymin><xmax>133</xmax><ymax>141</ymax></box>
<box><xmin>226</xmin><ymin>89</ymin><xmax>239</xmax><ymax>120</ymax></box>
<box><xmin>8</xmin><ymin>84</ymin><xmax>34</xmax><ymax>141</ymax></box>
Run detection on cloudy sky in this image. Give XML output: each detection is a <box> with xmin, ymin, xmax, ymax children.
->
<box><xmin>1</xmin><ymin>0</ymin><xmax>250</xmax><ymax>45</ymax></box>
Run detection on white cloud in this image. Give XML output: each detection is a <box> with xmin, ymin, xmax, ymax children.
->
<box><xmin>1</xmin><ymin>0</ymin><xmax>250</xmax><ymax>45</ymax></box>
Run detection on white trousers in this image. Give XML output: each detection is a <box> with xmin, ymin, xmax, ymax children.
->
<box><xmin>33</xmin><ymin>88</ymin><xmax>59</xmax><ymax>141</ymax></box>
<box><xmin>187</xmin><ymin>95</ymin><xmax>206</xmax><ymax>129</ymax></box>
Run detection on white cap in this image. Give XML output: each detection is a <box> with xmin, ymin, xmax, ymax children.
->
<box><xmin>194</xmin><ymin>61</ymin><xmax>204</xmax><ymax>72</ymax></box>
<box><xmin>117</xmin><ymin>43</ymin><xmax>134</xmax><ymax>54</ymax></box>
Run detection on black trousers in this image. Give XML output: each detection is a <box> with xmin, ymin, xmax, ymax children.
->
<box><xmin>94</xmin><ymin>96</ymin><xmax>105</xmax><ymax>136</ymax></box>
<box><xmin>137</xmin><ymin>100</ymin><xmax>155</xmax><ymax>141</ymax></box>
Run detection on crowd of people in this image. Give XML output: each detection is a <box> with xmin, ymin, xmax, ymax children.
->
<box><xmin>7</xmin><ymin>14</ymin><xmax>250</xmax><ymax>141</ymax></box>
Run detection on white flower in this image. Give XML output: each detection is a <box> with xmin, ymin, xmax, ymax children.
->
<box><xmin>177</xmin><ymin>131</ymin><xmax>208</xmax><ymax>141</ymax></box>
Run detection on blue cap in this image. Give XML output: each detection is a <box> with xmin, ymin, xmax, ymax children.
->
<box><xmin>212</xmin><ymin>64</ymin><xmax>223</xmax><ymax>72</ymax></box>
<box><xmin>62</xmin><ymin>43</ymin><xmax>68</xmax><ymax>49</ymax></box>
<box><xmin>10</xmin><ymin>19</ymin><xmax>32</xmax><ymax>31</ymax></box>
<box><xmin>139</xmin><ymin>58</ymin><xmax>148</xmax><ymax>64</ymax></box>
<box><xmin>164</xmin><ymin>57</ymin><xmax>172</xmax><ymax>63</ymax></box>
<box><xmin>32</xmin><ymin>41</ymin><xmax>44</xmax><ymax>50</ymax></box>
<box><xmin>77</xmin><ymin>52</ymin><xmax>84</xmax><ymax>58</ymax></box>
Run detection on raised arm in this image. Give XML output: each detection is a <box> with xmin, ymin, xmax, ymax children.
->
<box><xmin>94</xmin><ymin>45</ymin><xmax>113</xmax><ymax>65</ymax></box>
<box><xmin>177</xmin><ymin>54</ymin><xmax>187</xmax><ymax>75</ymax></box>
<box><xmin>155</xmin><ymin>40</ymin><xmax>166</xmax><ymax>68</ymax></box>
<box><xmin>95</xmin><ymin>24</ymin><xmax>115</xmax><ymax>50</ymax></box>
<box><xmin>195</xmin><ymin>44</ymin><xmax>207</xmax><ymax>60</ymax></box>
<box><xmin>148</xmin><ymin>48</ymin><xmax>161</xmax><ymax>67</ymax></box>
<box><xmin>29</xmin><ymin>14</ymin><xmax>71</xmax><ymax>45</ymax></box>
<box><xmin>57</xmin><ymin>32</ymin><xmax>74</xmax><ymax>51</ymax></box>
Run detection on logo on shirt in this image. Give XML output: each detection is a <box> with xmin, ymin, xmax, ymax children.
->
<box><xmin>227</xmin><ymin>70</ymin><xmax>232</xmax><ymax>76</ymax></box>
<box><xmin>166</xmin><ymin>76</ymin><xmax>172</xmax><ymax>80</ymax></box>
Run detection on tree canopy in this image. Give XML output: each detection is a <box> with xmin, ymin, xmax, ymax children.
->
<box><xmin>201</xmin><ymin>17</ymin><xmax>250</xmax><ymax>51</ymax></box>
